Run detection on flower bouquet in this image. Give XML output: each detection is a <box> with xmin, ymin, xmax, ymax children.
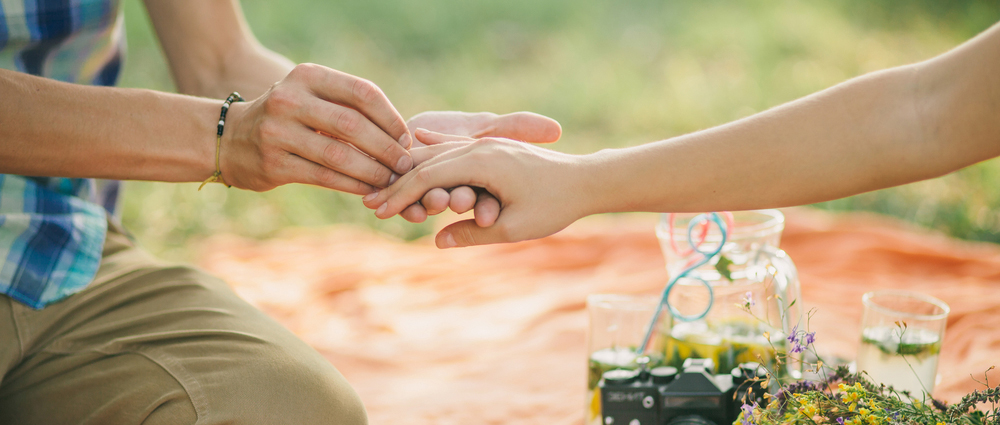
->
<box><xmin>734</xmin><ymin>308</ymin><xmax>1000</xmax><ymax>425</ymax></box>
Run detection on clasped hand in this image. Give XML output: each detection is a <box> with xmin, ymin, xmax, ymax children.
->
<box><xmin>364</xmin><ymin>130</ymin><xmax>590</xmax><ymax>249</ymax></box>
<box><xmin>216</xmin><ymin>62</ymin><xmax>564</xmax><ymax>226</ymax></box>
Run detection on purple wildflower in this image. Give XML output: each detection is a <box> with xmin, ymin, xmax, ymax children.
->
<box><xmin>775</xmin><ymin>380</ymin><xmax>819</xmax><ymax>413</ymax></box>
<box><xmin>836</xmin><ymin>418</ymin><xmax>845</xmax><ymax>425</ymax></box>
<box><xmin>787</xmin><ymin>325</ymin><xmax>799</xmax><ymax>344</ymax></box>
<box><xmin>785</xmin><ymin>326</ymin><xmax>815</xmax><ymax>354</ymax></box>
<box><xmin>740</xmin><ymin>403</ymin><xmax>756</xmax><ymax>425</ymax></box>
<box><xmin>743</xmin><ymin>291</ymin><xmax>755</xmax><ymax>307</ymax></box>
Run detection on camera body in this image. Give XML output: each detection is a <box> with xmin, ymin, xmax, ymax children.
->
<box><xmin>599</xmin><ymin>358</ymin><xmax>769</xmax><ymax>425</ymax></box>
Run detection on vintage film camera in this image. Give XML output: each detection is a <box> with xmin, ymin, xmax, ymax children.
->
<box><xmin>598</xmin><ymin>358</ymin><xmax>771</xmax><ymax>425</ymax></box>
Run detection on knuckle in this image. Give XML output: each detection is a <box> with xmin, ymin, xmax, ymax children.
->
<box><xmin>467</xmin><ymin>149</ymin><xmax>492</xmax><ymax>165</ymax></box>
<box><xmin>370</xmin><ymin>165</ymin><xmax>392</xmax><ymax>186</ymax></box>
<box><xmin>414</xmin><ymin>167</ymin><xmax>434</xmax><ymax>184</ymax></box>
<box><xmin>381</xmin><ymin>140</ymin><xmax>401</xmax><ymax>162</ymax></box>
<box><xmin>352</xmin><ymin>78</ymin><xmax>382</xmax><ymax>105</ymax></box>
<box><xmin>455</xmin><ymin>225</ymin><xmax>477</xmax><ymax>246</ymax></box>
<box><xmin>323</xmin><ymin>142</ymin><xmax>349</xmax><ymax>166</ymax></box>
<box><xmin>314</xmin><ymin>167</ymin><xmax>339</xmax><ymax>186</ymax></box>
<box><xmin>470</xmin><ymin>138</ymin><xmax>502</xmax><ymax>152</ymax></box>
<box><xmin>336</xmin><ymin>110</ymin><xmax>363</xmax><ymax>136</ymax></box>
<box><xmin>290</xmin><ymin>63</ymin><xmax>320</xmax><ymax>80</ymax></box>
<box><xmin>471</xmin><ymin>138</ymin><xmax>493</xmax><ymax>148</ymax></box>
<box><xmin>494</xmin><ymin>137</ymin><xmax>518</xmax><ymax>148</ymax></box>
<box><xmin>386</xmin><ymin>114</ymin><xmax>407</xmax><ymax>137</ymax></box>
<box><xmin>264</xmin><ymin>88</ymin><xmax>296</xmax><ymax>114</ymax></box>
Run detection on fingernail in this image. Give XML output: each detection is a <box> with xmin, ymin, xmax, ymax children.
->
<box><xmin>389</xmin><ymin>173</ymin><xmax>399</xmax><ymax>184</ymax></box>
<box><xmin>363</xmin><ymin>191</ymin><xmax>379</xmax><ymax>203</ymax></box>
<box><xmin>415</xmin><ymin>127</ymin><xmax>429</xmax><ymax>135</ymax></box>
<box><xmin>398</xmin><ymin>132</ymin><xmax>412</xmax><ymax>147</ymax></box>
<box><xmin>440</xmin><ymin>232</ymin><xmax>457</xmax><ymax>248</ymax></box>
<box><xmin>396</xmin><ymin>155</ymin><xmax>413</xmax><ymax>173</ymax></box>
<box><xmin>376</xmin><ymin>203</ymin><xmax>387</xmax><ymax>216</ymax></box>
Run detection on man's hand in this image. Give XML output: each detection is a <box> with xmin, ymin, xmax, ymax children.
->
<box><xmin>391</xmin><ymin>111</ymin><xmax>562</xmax><ymax>224</ymax></box>
<box><xmin>221</xmin><ymin>63</ymin><xmax>412</xmax><ymax>193</ymax></box>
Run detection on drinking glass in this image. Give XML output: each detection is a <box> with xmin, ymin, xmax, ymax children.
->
<box><xmin>856</xmin><ymin>290</ymin><xmax>949</xmax><ymax>397</ymax></box>
<box><xmin>586</xmin><ymin>294</ymin><xmax>666</xmax><ymax>425</ymax></box>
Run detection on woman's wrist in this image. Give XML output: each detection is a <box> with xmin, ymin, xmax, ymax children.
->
<box><xmin>573</xmin><ymin>148</ymin><xmax>641</xmax><ymax>217</ymax></box>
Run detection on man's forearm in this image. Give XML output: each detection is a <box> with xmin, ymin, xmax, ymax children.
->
<box><xmin>0</xmin><ymin>69</ymin><xmax>216</xmax><ymax>181</ymax></box>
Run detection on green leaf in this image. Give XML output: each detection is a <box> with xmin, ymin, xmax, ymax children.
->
<box><xmin>715</xmin><ymin>254</ymin><xmax>734</xmax><ymax>282</ymax></box>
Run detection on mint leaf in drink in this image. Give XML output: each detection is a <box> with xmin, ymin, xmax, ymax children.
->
<box><xmin>715</xmin><ymin>254</ymin><xmax>734</xmax><ymax>282</ymax></box>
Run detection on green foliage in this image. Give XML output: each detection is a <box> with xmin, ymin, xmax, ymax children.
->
<box><xmin>115</xmin><ymin>0</ymin><xmax>1000</xmax><ymax>259</ymax></box>
<box><xmin>742</xmin><ymin>367</ymin><xmax>1000</xmax><ymax>425</ymax></box>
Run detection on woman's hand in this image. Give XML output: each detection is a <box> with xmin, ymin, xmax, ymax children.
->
<box><xmin>392</xmin><ymin>111</ymin><xmax>562</xmax><ymax>224</ymax></box>
<box><xmin>406</xmin><ymin>111</ymin><xmax>562</xmax><ymax>147</ymax></box>
<box><xmin>221</xmin><ymin>63</ymin><xmax>413</xmax><ymax>194</ymax></box>
<box><xmin>363</xmin><ymin>138</ymin><xmax>591</xmax><ymax>248</ymax></box>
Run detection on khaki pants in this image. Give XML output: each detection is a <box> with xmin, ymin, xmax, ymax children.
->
<box><xmin>0</xmin><ymin>224</ymin><xmax>367</xmax><ymax>425</ymax></box>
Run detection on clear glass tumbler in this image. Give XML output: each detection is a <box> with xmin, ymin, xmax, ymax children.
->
<box><xmin>585</xmin><ymin>294</ymin><xmax>665</xmax><ymax>425</ymax></box>
<box><xmin>856</xmin><ymin>290</ymin><xmax>949</xmax><ymax>397</ymax></box>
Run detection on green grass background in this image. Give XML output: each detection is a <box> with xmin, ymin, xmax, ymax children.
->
<box><xmin>116</xmin><ymin>0</ymin><xmax>1000</xmax><ymax>260</ymax></box>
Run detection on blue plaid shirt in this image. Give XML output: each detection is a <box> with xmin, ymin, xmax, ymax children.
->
<box><xmin>1</xmin><ymin>0</ymin><xmax>125</xmax><ymax>309</ymax></box>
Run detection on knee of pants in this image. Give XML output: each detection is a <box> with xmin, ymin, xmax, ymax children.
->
<box><xmin>193</xmin><ymin>341</ymin><xmax>369</xmax><ymax>425</ymax></box>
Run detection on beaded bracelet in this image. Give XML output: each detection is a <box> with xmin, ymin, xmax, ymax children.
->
<box><xmin>199</xmin><ymin>92</ymin><xmax>245</xmax><ymax>190</ymax></box>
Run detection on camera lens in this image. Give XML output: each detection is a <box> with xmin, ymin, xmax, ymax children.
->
<box><xmin>650</xmin><ymin>366</ymin><xmax>678</xmax><ymax>384</ymax></box>
<box><xmin>666</xmin><ymin>415</ymin><xmax>717</xmax><ymax>425</ymax></box>
<box><xmin>602</xmin><ymin>368</ymin><xmax>641</xmax><ymax>385</ymax></box>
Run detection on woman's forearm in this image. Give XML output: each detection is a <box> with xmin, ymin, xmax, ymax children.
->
<box><xmin>585</xmin><ymin>24</ymin><xmax>1000</xmax><ymax>215</ymax></box>
<box><xmin>584</xmin><ymin>65</ymin><xmax>929</xmax><ymax>214</ymax></box>
<box><xmin>0</xmin><ymin>69</ymin><xmax>217</xmax><ymax>182</ymax></box>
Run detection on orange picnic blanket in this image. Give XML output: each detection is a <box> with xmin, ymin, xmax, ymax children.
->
<box><xmin>197</xmin><ymin>208</ymin><xmax>1000</xmax><ymax>425</ymax></box>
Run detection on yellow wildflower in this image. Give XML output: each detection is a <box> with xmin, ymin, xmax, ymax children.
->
<box><xmin>858</xmin><ymin>408</ymin><xmax>870</xmax><ymax>416</ymax></box>
<box><xmin>849</xmin><ymin>402</ymin><xmax>857</xmax><ymax>412</ymax></box>
<box><xmin>842</xmin><ymin>391</ymin><xmax>860</xmax><ymax>403</ymax></box>
<box><xmin>800</xmin><ymin>404</ymin><xmax>818</xmax><ymax>417</ymax></box>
